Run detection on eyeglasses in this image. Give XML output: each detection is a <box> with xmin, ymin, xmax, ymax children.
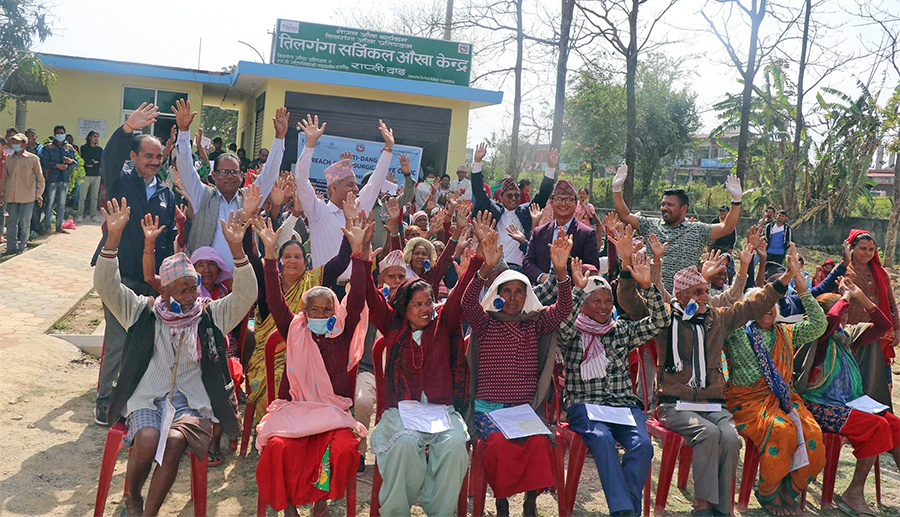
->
<box><xmin>503</xmin><ymin>192</ymin><xmax>521</xmax><ymax>200</ymax></box>
<box><xmin>553</xmin><ymin>196</ymin><xmax>576</xmax><ymax>204</ymax></box>
<box><xmin>216</xmin><ymin>169</ymin><xmax>241</xmax><ymax>177</ymax></box>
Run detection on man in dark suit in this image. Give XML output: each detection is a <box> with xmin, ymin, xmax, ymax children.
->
<box><xmin>470</xmin><ymin>143</ymin><xmax>556</xmax><ymax>271</ymax></box>
<box><xmin>524</xmin><ymin>179</ymin><xmax>599</xmax><ymax>283</ymax></box>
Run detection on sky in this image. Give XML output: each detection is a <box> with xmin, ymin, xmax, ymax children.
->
<box><xmin>29</xmin><ymin>0</ymin><xmax>898</xmax><ymax>149</ymax></box>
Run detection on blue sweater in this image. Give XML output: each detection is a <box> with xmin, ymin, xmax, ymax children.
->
<box><xmin>778</xmin><ymin>262</ymin><xmax>845</xmax><ymax>317</ymax></box>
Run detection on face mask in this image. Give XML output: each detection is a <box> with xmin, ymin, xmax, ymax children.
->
<box><xmin>55</xmin><ymin>134</ymin><xmax>66</xmax><ymax>143</ymax></box>
<box><xmin>11</xmin><ymin>144</ymin><xmax>21</xmax><ymax>152</ymax></box>
<box><xmin>425</xmin><ymin>177</ymin><xmax>435</xmax><ymax>184</ymax></box>
<box><xmin>259</xmin><ymin>157</ymin><xmax>267</xmax><ymax>163</ymax></box>
<box><xmin>307</xmin><ymin>315</ymin><xmax>338</xmax><ymax>336</ymax></box>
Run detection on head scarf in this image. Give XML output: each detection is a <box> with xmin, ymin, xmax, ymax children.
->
<box><xmin>480</xmin><ymin>269</ymin><xmax>542</xmax><ymax>313</ymax></box>
<box><xmin>254</xmin><ymin>286</ymin><xmax>367</xmax><ymax>450</ymax></box>
<box><xmin>412</xmin><ymin>210</ymin><xmax>428</xmax><ymax>225</ymax></box>
<box><xmin>403</xmin><ymin>237</ymin><xmax>437</xmax><ymax>278</ymax></box>
<box><xmin>673</xmin><ymin>265</ymin><xmax>707</xmax><ymax>295</ymax></box>
<box><xmin>190</xmin><ymin>246</ymin><xmax>232</xmax><ymax>284</ymax></box>
<box><xmin>846</xmin><ymin>229</ymin><xmax>895</xmax><ymax>361</ymax></box>
<box><xmin>159</xmin><ymin>253</ymin><xmax>198</xmax><ymax>288</ymax></box>
<box><xmin>323</xmin><ymin>158</ymin><xmax>355</xmax><ymax>186</ymax></box>
<box><xmin>552</xmin><ymin>179</ymin><xmax>576</xmax><ymax>198</ymax></box>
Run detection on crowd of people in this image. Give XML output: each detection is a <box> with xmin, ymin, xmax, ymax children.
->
<box><xmin>6</xmin><ymin>98</ymin><xmax>896</xmax><ymax>516</ymax></box>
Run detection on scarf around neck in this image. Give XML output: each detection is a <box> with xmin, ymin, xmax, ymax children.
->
<box><xmin>575</xmin><ymin>313</ymin><xmax>614</xmax><ymax>380</ymax></box>
<box><xmin>744</xmin><ymin>322</ymin><xmax>792</xmax><ymax>413</ymax></box>
<box><xmin>667</xmin><ymin>301</ymin><xmax>707</xmax><ymax>389</ymax></box>
<box><xmin>153</xmin><ymin>296</ymin><xmax>211</xmax><ymax>363</ymax></box>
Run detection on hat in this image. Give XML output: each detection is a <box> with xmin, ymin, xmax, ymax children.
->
<box><xmin>412</xmin><ymin>210</ymin><xmax>428</xmax><ymax>224</ymax></box>
<box><xmin>323</xmin><ymin>158</ymin><xmax>355</xmax><ymax>186</ymax></box>
<box><xmin>673</xmin><ymin>265</ymin><xmax>707</xmax><ymax>295</ymax></box>
<box><xmin>552</xmin><ymin>179</ymin><xmax>576</xmax><ymax>197</ymax></box>
<box><xmin>190</xmin><ymin>246</ymin><xmax>233</xmax><ymax>283</ymax></box>
<box><xmin>718</xmin><ymin>205</ymin><xmax>729</xmax><ymax>212</ymax></box>
<box><xmin>583</xmin><ymin>275</ymin><xmax>612</xmax><ymax>296</ymax></box>
<box><xmin>159</xmin><ymin>253</ymin><xmax>198</xmax><ymax>288</ymax></box>
<box><xmin>8</xmin><ymin>133</ymin><xmax>25</xmax><ymax>144</ymax></box>
<box><xmin>379</xmin><ymin>250</ymin><xmax>405</xmax><ymax>273</ymax></box>
<box><xmin>499</xmin><ymin>175</ymin><xmax>519</xmax><ymax>196</ymax></box>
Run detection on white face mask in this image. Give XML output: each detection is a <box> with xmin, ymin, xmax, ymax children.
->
<box><xmin>55</xmin><ymin>134</ymin><xmax>66</xmax><ymax>143</ymax></box>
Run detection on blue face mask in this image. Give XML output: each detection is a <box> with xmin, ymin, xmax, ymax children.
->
<box><xmin>55</xmin><ymin>134</ymin><xmax>66</xmax><ymax>143</ymax></box>
<box><xmin>307</xmin><ymin>315</ymin><xmax>338</xmax><ymax>336</ymax></box>
<box><xmin>11</xmin><ymin>144</ymin><xmax>21</xmax><ymax>152</ymax></box>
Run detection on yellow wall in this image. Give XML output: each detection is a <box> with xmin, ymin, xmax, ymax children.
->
<box><xmin>0</xmin><ymin>67</ymin><xmax>203</xmax><ymax>147</ymax></box>
<box><xmin>259</xmin><ymin>78</ymin><xmax>471</xmax><ymax>169</ymax></box>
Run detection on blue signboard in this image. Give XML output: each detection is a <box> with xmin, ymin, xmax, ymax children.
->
<box><xmin>701</xmin><ymin>158</ymin><xmax>734</xmax><ymax>168</ymax></box>
<box><xmin>297</xmin><ymin>134</ymin><xmax>423</xmax><ymax>193</ymax></box>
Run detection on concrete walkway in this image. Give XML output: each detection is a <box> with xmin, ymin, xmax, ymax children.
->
<box><xmin>0</xmin><ymin>222</ymin><xmax>102</xmax><ymax>349</ymax></box>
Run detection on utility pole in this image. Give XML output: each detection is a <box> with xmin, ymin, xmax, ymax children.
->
<box><xmin>444</xmin><ymin>0</ymin><xmax>454</xmax><ymax>40</ymax></box>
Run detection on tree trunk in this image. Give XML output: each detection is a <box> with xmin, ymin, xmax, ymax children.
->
<box><xmin>883</xmin><ymin>139</ymin><xmax>900</xmax><ymax>267</ymax></box>
<box><xmin>623</xmin><ymin>0</ymin><xmax>639</xmax><ymax>206</ymax></box>
<box><xmin>509</xmin><ymin>0</ymin><xmax>524</xmax><ymax>178</ymax></box>
<box><xmin>550</xmin><ymin>0</ymin><xmax>575</xmax><ymax>150</ymax></box>
<box><xmin>589</xmin><ymin>160</ymin><xmax>595</xmax><ymax>200</ymax></box>
<box><xmin>784</xmin><ymin>0</ymin><xmax>810</xmax><ymax>218</ymax></box>
<box><xmin>735</xmin><ymin>0</ymin><xmax>766</xmax><ymax>183</ymax></box>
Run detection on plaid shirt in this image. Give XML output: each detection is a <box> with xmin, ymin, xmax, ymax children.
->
<box><xmin>536</xmin><ymin>275</ymin><xmax>670</xmax><ymax>408</ymax></box>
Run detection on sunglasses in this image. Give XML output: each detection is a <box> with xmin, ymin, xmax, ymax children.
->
<box><xmin>503</xmin><ymin>192</ymin><xmax>521</xmax><ymax>200</ymax></box>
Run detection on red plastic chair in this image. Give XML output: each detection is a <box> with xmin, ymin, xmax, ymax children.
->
<box><xmin>370</xmin><ymin>337</ymin><xmax>468</xmax><ymax>517</ymax></box>
<box><xmin>240</xmin><ymin>329</ymin><xmax>282</xmax><ymax>456</ymax></box>
<box><xmin>255</xmin><ymin>329</ymin><xmax>359</xmax><ymax>516</ymax></box>
<box><xmin>94</xmin><ymin>421</ymin><xmax>208</xmax><ymax>517</ymax></box>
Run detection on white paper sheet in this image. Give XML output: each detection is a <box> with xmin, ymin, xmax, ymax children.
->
<box><xmin>154</xmin><ymin>398</ymin><xmax>176</xmax><ymax>466</ymax></box>
<box><xmin>398</xmin><ymin>400</ymin><xmax>451</xmax><ymax>434</ymax></box>
<box><xmin>846</xmin><ymin>395</ymin><xmax>889</xmax><ymax>414</ymax></box>
<box><xmin>584</xmin><ymin>404</ymin><xmax>636</xmax><ymax>426</ymax></box>
<box><xmin>381</xmin><ymin>181</ymin><xmax>399</xmax><ymax>195</ymax></box>
<box><xmin>200</xmin><ymin>136</ymin><xmax>211</xmax><ymax>151</ymax></box>
<box><xmin>488</xmin><ymin>404</ymin><xmax>551</xmax><ymax>440</ymax></box>
<box><xmin>675</xmin><ymin>401</ymin><xmax>723</xmax><ymax>413</ymax></box>
<box><xmin>787</xmin><ymin>409</ymin><xmax>810</xmax><ymax>472</ymax></box>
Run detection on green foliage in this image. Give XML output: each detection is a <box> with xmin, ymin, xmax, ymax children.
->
<box><xmin>562</xmin><ymin>69</ymin><xmax>626</xmax><ymax>171</ymax></box>
<box><xmin>0</xmin><ymin>1</ymin><xmax>54</xmax><ymax>111</ymax></box>
<box><xmin>201</xmin><ymin>105</ymin><xmax>238</xmax><ymax>146</ymax></box>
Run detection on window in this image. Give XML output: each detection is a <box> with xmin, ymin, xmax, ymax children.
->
<box><xmin>122</xmin><ymin>87</ymin><xmax>189</xmax><ymax>142</ymax></box>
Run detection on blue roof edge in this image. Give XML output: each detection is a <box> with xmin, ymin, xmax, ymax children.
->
<box><xmin>36</xmin><ymin>53</ymin><xmax>502</xmax><ymax>106</ymax></box>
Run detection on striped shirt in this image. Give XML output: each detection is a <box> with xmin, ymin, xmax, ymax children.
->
<box><xmin>535</xmin><ymin>275</ymin><xmax>670</xmax><ymax>408</ymax></box>
<box><xmin>94</xmin><ymin>250</ymin><xmax>257</xmax><ymax>420</ymax></box>
<box><xmin>462</xmin><ymin>256</ymin><xmax>573</xmax><ymax>404</ymax></box>
<box><xmin>637</xmin><ymin>215</ymin><xmax>712</xmax><ymax>292</ymax></box>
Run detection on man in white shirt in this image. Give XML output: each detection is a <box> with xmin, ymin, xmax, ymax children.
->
<box><xmin>449</xmin><ymin>165</ymin><xmax>472</xmax><ymax>201</ymax></box>
<box><xmin>293</xmin><ymin>114</ymin><xmax>394</xmax><ymax>280</ymax></box>
<box><xmin>173</xmin><ymin>99</ymin><xmax>286</xmax><ymax>272</ymax></box>
<box><xmin>415</xmin><ymin>168</ymin><xmax>437</xmax><ymax>209</ymax></box>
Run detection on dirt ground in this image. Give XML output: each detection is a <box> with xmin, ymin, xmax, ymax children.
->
<box><xmin>47</xmin><ymin>291</ymin><xmax>103</xmax><ymax>335</ymax></box>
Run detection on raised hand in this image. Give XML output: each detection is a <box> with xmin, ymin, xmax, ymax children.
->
<box><xmin>786</xmin><ymin>242</ymin><xmax>801</xmax><ymax>278</ymax></box>
<box><xmin>454</xmin><ymin>246</ymin><xmax>472</xmax><ymax>276</ymax></box>
<box><xmin>251</xmin><ymin>217</ymin><xmax>284</xmax><ymax>259</ymax></box>
<box><xmin>124</xmin><ymin>103</ymin><xmax>159</xmax><ymax>132</ymax></box>
<box><xmin>385</xmin><ymin>196</ymin><xmax>401</xmax><ymax>235</ymax></box>
<box><xmin>340</xmin><ymin>209</ymin><xmax>375</xmax><ymax>258</ymax></box>
<box><xmin>570</xmin><ymin>256</ymin><xmax>588</xmax><ymax>289</ymax></box>
<box><xmin>628</xmin><ymin>251</ymin><xmax>653</xmax><ymax>289</ymax></box>
<box><xmin>386</xmin><ymin>170</ymin><xmax>397</xmax><ymax>185</ymax></box>
<box><xmin>550</xmin><ymin>235</ymin><xmax>573</xmax><ymax>275</ymax></box>
<box><xmin>340</xmin><ymin>150</ymin><xmax>354</xmax><ymax>161</ymax></box>
<box><xmin>452</xmin><ymin>202</ymin><xmax>469</xmax><ymax>229</ymax></box>
<box><xmin>472</xmin><ymin>210</ymin><xmax>495</xmax><ymax>242</ymax></box>
<box><xmin>602</xmin><ymin>211</ymin><xmax>620</xmax><ymax>236</ymax></box>
<box><xmin>746</xmin><ymin>225</ymin><xmax>761</xmax><ymax>251</ymax></box>
<box><xmin>474</xmin><ymin>142</ymin><xmax>487</xmax><ymax>163</ymax></box>
<box><xmin>842</xmin><ymin>239</ymin><xmax>852</xmax><ymax>266</ymax></box>
<box><xmin>738</xmin><ymin>242</ymin><xmax>754</xmax><ymax>269</ymax></box>
<box><xmin>343</xmin><ymin>191</ymin><xmax>360</xmax><ymax>227</ymax></box>
<box><xmin>267</xmin><ymin>106</ymin><xmax>289</xmax><ymax>139</ymax></box>
<box><xmin>243</xmin><ymin>183</ymin><xmax>263</xmax><ymax>217</ymax></box>
<box><xmin>479</xmin><ymin>230</ymin><xmax>503</xmax><ymax>270</ymax></box>
<box><xmin>399</xmin><ymin>154</ymin><xmax>411</xmax><ymax>175</ymax></box>
<box><xmin>141</xmin><ymin>213</ymin><xmax>166</xmax><ymax>243</ymax></box>
<box><xmin>611</xmin><ymin>164</ymin><xmax>628</xmax><ymax>193</ymax></box>
<box><xmin>646</xmin><ymin>233</ymin><xmax>668</xmax><ymax>261</ymax></box>
<box><xmin>725</xmin><ymin>174</ymin><xmax>743</xmax><ymax>202</ymax></box>
<box><xmin>506</xmin><ymin>224</ymin><xmax>526</xmax><ymax>244</ymax></box>
<box><xmin>175</xmin><ymin>204</ymin><xmax>189</xmax><ymax>225</ymax></box>
<box><xmin>700</xmin><ymin>249</ymin><xmax>727</xmax><ymax>282</ymax></box>
<box><xmin>548</xmin><ymin>147</ymin><xmax>559</xmax><ymax>169</ymax></box>
<box><xmin>297</xmin><ymin>113</ymin><xmax>324</xmax><ymax>145</ymax></box>
<box><xmin>607</xmin><ymin>222</ymin><xmax>635</xmax><ymax>260</ymax></box>
<box><xmin>268</xmin><ymin>177</ymin><xmax>289</xmax><ymax>208</ymax></box>
<box><xmin>529</xmin><ymin>203</ymin><xmax>542</xmax><ymax>228</ymax></box>
<box><xmin>101</xmin><ymin>197</ymin><xmax>131</xmax><ymax>237</ymax></box>
<box><xmin>378</xmin><ymin>119</ymin><xmax>395</xmax><ymax>148</ymax></box>
<box><xmin>172</xmin><ymin>99</ymin><xmax>197</xmax><ymax>131</ymax></box>
<box><xmin>221</xmin><ymin>210</ymin><xmax>252</xmax><ymax>250</ymax></box>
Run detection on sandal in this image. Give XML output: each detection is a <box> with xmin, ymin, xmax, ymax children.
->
<box><xmin>207</xmin><ymin>450</ymin><xmax>224</xmax><ymax>467</ymax></box>
<box><xmin>836</xmin><ymin>495</ymin><xmax>879</xmax><ymax>517</ymax></box>
<box><xmin>755</xmin><ymin>492</ymin><xmax>786</xmax><ymax>516</ymax></box>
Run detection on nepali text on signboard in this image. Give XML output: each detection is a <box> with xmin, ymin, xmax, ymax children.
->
<box><xmin>273</xmin><ymin>19</ymin><xmax>472</xmax><ymax>87</ymax></box>
<box><xmin>297</xmin><ymin>133</ymin><xmax>424</xmax><ymax>195</ymax></box>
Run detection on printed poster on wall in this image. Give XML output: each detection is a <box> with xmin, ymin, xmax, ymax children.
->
<box><xmin>273</xmin><ymin>19</ymin><xmax>472</xmax><ymax>86</ymax></box>
<box><xmin>77</xmin><ymin>118</ymin><xmax>108</xmax><ymax>138</ymax></box>
<box><xmin>298</xmin><ymin>133</ymin><xmax>423</xmax><ymax>193</ymax></box>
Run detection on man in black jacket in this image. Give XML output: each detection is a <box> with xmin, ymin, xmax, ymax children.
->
<box><xmin>92</xmin><ymin>102</ymin><xmax>177</xmax><ymax>426</ymax></box>
<box><xmin>470</xmin><ymin>142</ymin><xmax>556</xmax><ymax>271</ymax></box>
